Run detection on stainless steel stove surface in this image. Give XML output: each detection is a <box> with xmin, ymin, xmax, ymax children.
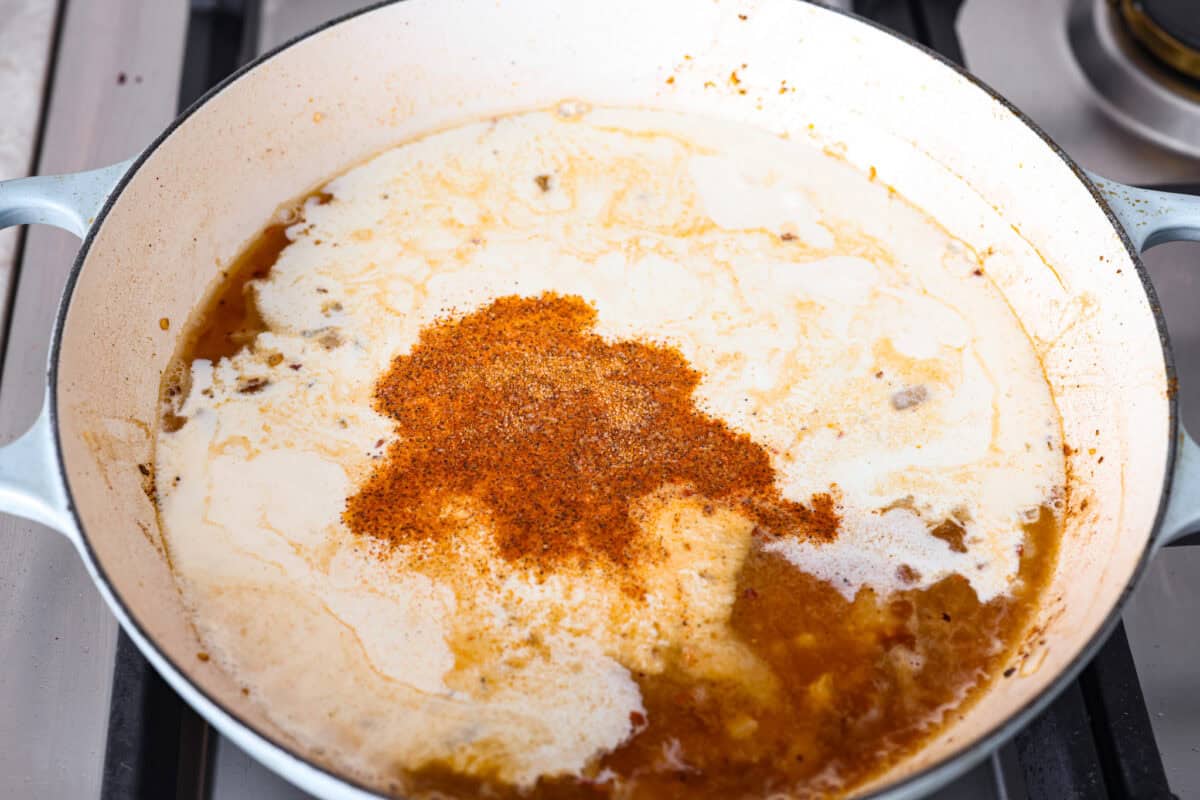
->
<box><xmin>1</xmin><ymin>1</ymin><xmax>1197</xmax><ymax>798</ymax></box>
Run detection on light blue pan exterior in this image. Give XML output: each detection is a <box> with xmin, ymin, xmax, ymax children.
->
<box><xmin>1087</xmin><ymin>174</ymin><xmax>1200</xmax><ymax>548</ymax></box>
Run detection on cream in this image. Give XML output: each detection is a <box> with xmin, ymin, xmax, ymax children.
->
<box><xmin>155</xmin><ymin>106</ymin><xmax>1063</xmax><ymax>789</ymax></box>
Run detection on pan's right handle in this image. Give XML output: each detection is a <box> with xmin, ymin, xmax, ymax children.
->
<box><xmin>0</xmin><ymin>159</ymin><xmax>133</xmax><ymax>536</ymax></box>
<box><xmin>1090</xmin><ymin>174</ymin><xmax>1200</xmax><ymax>251</ymax></box>
<box><xmin>1090</xmin><ymin>174</ymin><xmax>1200</xmax><ymax>548</ymax></box>
<box><xmin>1160</xmin><ymin>429</ymin><xmax>1200</xmax><ymax>548</ymax></box>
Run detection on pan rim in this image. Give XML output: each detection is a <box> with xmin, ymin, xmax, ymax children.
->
<box><xmin>46</xmin><ymin>1</ymin><xmax>1178</xmax><ymax>798</ymax></box>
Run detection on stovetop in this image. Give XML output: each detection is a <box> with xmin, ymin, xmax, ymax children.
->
<box><xmin>2</xmin><ymin>1</ymin><xmax>1197</xmax><ymax>798</ymax></box>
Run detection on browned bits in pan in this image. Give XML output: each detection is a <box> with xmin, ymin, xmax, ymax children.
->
<box><xmin>161</xmin><ymin>412</ymin><xmax>187</xmax><ymax>433</ymax></box>
<box><xmin>237</xmin><ymin>377</ymin><xmax>270</xmax><ymax>394</ymax></box>
<box><xmin>891</xmin><ymin>385</ymin><xmax>928</xmax><ymax>410</ymax></box>
<box><xmin>929</xmin><ymin>519</ymin><xmax>968</xmax><ymax>553</ymax></box>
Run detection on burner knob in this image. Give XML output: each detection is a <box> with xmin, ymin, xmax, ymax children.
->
<box><xmin>1119</xmin><ymin>0</ymin><xmax>1200</xmax><ymax>80</ymax></box>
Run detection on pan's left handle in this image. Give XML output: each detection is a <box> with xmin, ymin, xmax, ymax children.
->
<box><xmin>1091</xmin><ymin>174</ymin><xmax>1200</xmax><ymax>549</ymax></box>
<box><xmin>0</xmin><ymin>160</ymin><xmax>132</xmax><ymax>237</ymax></box>
<box><xmin>0</xmin><ymin>159</ymin><xmax>133</xmax><ymax>536</ymax></box>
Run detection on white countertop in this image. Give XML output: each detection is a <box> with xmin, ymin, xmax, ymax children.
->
<box><xmin>0</xmin><ymin>0</ymin><xmax>55</xmax><ymax>324</ymax></box>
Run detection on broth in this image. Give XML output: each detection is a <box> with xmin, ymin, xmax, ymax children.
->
<box><xmin>400</xmin><ymin>509</ymin><xmax>1056</xmax><ymax>798</ymax></box>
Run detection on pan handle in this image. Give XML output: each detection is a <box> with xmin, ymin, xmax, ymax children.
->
<box><xmin>1159</xmin><ymin>431</ymin><xmax>1200</xmax><ymax>548</ymax></box>
<box><xmin>0</xmin><ymin>160</ymin><xmax>132</xmax><ymax>537</ymax></box>
<box><xmin>0</xmin><ymin>160</ymin><xmax>132</xmax><ymax>236</ymax></box>
<box><xmin>1090</xmin><ymin>174</ymin><xmax>1200</xmax><ymax>548</ymax></box>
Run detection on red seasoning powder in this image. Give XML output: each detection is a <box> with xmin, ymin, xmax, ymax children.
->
<box><xmin>344</xmin><ymin>293</ymin><xmax>837</xmax><ymax>577</ymax></box>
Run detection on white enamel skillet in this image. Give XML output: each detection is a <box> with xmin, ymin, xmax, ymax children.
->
<box><xmin>1</xmin><ymin>1</ymin><xmax>1199</xmax><ymax>797</ymax></box>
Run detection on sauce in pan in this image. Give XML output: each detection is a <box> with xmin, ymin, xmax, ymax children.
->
<box><xmin>155</xmin><ymin>105</ymin><xmax>1063</xmax><ymax>798</ymax></box>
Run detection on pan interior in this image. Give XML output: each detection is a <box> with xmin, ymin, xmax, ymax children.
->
<box><xmin>52</xmin><ymin>0</ymin><xmax>1169</xmax><ymax>796</ymax></box>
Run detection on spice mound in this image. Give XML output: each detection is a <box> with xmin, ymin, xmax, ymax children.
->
<box><xmin>344</xmin><ymin>293</ymin><xmax>838</xmax><ymax>574</ymax></box>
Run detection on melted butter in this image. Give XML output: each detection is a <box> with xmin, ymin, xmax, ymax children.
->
<box><xmin>155</xmin><ymin>106</ymin><xmax>1065</xmax><ymax>797</ymax></box>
